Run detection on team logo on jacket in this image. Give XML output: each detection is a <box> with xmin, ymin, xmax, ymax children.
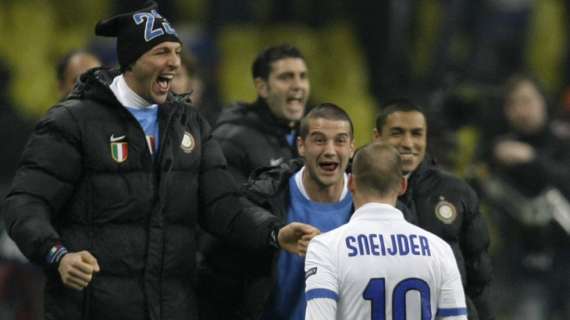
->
<box><xmin>270</xmin><ymin>157</ymin><xmax>283</xmax><ymax>166</ymax></box>
<box><xmin>180</xmin><ymin>131</ymin><xmax>195</xmax><ymax>153</ymax></box>
<box><xmin>110</xmin><ymin>134</ymin><xmax>128</xmax><ymax>163</ymax></box>
<box><xmin>434</xmin><ymin>197</ymin><xmax>457</xmax><ymax>224</ymax></box>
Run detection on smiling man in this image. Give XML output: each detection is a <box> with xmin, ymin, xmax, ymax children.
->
<box><xmin>212</xmin><ymin>44</ymin><xmax>310</xmax><ymax>183</ymax></box>
<box><xmin>1</xmin><ymin>3</ymin><xmax>320</xmax><ymax>320</ymax></box>
<box><xmin>373</xmin><ymin>99</ymin><xmax>494</xmax><ymax>320</ymax></box>
<box><xmin>199</xmin><ymin>103</ymin><xmax>354</xmax><ymax>320</ymax></box>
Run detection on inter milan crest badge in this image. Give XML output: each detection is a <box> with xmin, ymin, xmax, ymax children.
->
<box><xmin>180</xmin><ymin>131</ymin><xmax>195</xmax><ymax>153</ymax></box>
<box><xmin>434</xmin><ymin>196</ymin><xmax>457</xmax><ymax>224</ymax></box>
<box><xmin>110</xmin><ymin>134</ymin><xmax>128</xmax><ymax>163</ymax></box>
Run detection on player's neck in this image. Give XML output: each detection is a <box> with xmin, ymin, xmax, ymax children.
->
<box><xmin>302</xmin><ymin>170</ymin><xmax>345</xmax><ymax>203</ymax></box>
<box><xmin>353</xmin><ymin>193</ymin><xmax>397</xmax><ymax>210</ymax></box>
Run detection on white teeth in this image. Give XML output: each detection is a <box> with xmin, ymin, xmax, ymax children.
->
<box><xmin>157</xmin><ymin>74</ymin><xmax>174</xmax><ymax>83</ymax></box>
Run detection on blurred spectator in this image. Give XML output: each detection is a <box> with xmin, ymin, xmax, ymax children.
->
<box><xmin>345</xmin><ymin>0</ymin><xmax>416</xmax><ymax>104</ymax></box>
<box><xmin>0</xmin><ymin>60</ymin><xmax>33</xmax><ymax>190</ymax></box>
<box><xmin>170</xmin><ymin>51</ymin><xmax>222</xmax><ymax>125</ymax></box>
<box><xmin>0</xmin><ymin>57</ymin><xmax>42</xmax><ymax>320</ymax></box>
<box><xmin>212</xmin><ymin>44</ymin><xmax>309</xmax><ymax>184</ymax></box>
<box><xmin>171</xmin><ymin>53</ymin><xmax>202</xmax><ymax>101</ymax></box>
<box><xmin>429</xmin><ymin>0</ymin><xmax>531</xmax><ymax>87</ymax></box>
<box><xmin>479</xmin><ymin>74</ymin><xmax>570</xmax><ymax>319</ymax></box>
<box><xmin>56</xmin><ymin>49</ymin><xmax>101</xmax><ymax>99</ymax></box>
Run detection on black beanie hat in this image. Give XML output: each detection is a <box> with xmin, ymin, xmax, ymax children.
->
<box><xmin>95</xmin><ymin>1</ymin><xmax>181</xmax><ymax>70</ymax></box>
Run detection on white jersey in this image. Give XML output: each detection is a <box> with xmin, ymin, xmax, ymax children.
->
<box><xmin>305</xmin><ymin>202</ymin><xmax>467</xmax><ymax>320</ymax></box>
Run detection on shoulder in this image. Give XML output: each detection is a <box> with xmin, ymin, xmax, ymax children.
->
<box><xmin>423</xmin><ymin>167</ymin><xmax>477</xmax><ymax>198</ymax></box>
<box><xmin>214</xmin><ymin>103</ymin><xmax>262</xmax><ymax>134</ymax></box>
<box><xmin>215</xmin><ymin>102</ymin><xmax>253</xmax><ymax>125</ymax></box>
<box><xmin>243</xmin><ymin>159</ymin><xmax>303</xmax><ymax>201</ymax></box>
<box><xmin>37</xmin><ymin>102</ymin><xmax>83</xmax><ymax>134</ymax></box>
<box><xmin>308</xmin><ymin>228</ymin><xmax>343</xmax><ymax>256</ymax></box>
<box><xmin>313</xmin><ymin>222</ymin><xmax>352</xmax><ymax>247</ymax></box>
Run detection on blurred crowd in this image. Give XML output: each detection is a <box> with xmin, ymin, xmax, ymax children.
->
<box><xmin>0</xmin><ymin>0</ymin><xmax>569</xmax><ymax>319</ymax></box>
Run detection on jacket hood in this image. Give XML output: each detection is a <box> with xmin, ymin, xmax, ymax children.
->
<box><xmin>66</xmin><ymin>67</ymin><xmax>120</xmax><ymax>104</ymax></box>
<box><xmin>216</xmin><ymin>98</ymin><xmax>294</xmax><ymax>136</ymax></box>
<box><xmin>243</xmin><ymin>158</ymin><xmax>304</xmax><ymax>203</ymax></box>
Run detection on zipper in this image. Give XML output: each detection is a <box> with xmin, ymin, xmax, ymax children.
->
<box><xmin>153</xmin><ymin>102</ymin><xmax>180</xmax><ymax>319</ymax></box>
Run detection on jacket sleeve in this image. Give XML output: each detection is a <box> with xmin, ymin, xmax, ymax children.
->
<box><xmin>212</xmin><ymin>124</ymin><xmax>249</xmax><ymax>184</ymax></box>
<box><xmin>198</xmin><ymin>115</ymin><xmax>279</xmax><ymax>251</ymax></box>
<box><xmin>460</xmin><ymin>184</ymin><xmax>494</xmax><ymax>320</ymax></box>
<box><xmin>2</xmin><ymin>105</ymin><xmax>83</xmax><ymax>266</ymax></box>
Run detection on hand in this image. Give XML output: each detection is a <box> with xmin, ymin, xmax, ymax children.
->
<box><xmin>494</xmin><ymin>140</ymin><xmax>535</xmax><ymax>165</ymax></box>
<box><xmin>58</xmin><ymin>251</ymin><xmax>100</xmax><ymax>291</ymax></box>
<box><xmin>278</xmin><ymin>222</ymin><xmax>320</xmax><ymax>256</ymax></box>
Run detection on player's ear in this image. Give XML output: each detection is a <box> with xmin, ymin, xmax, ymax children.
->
<box><xmin>398</xmin><ymin>177</ymin><xmax>407</xmax><ymax>196</ymax></box>
<box><xmin>297</xmin><ymin>136</ymin><xmax>305</xmax><ymax>157</ymax></box>
<box><xmin>348</xmin><ymin>174</ymin><xmax>356</xmax><ymax>194</ymax></box>
<box><xmin>373</xmin><ymin>128</ymin><xmax>381</xmax><ymax>141</ymax></box>
<box><xmin>254</xmin><ymin>77</ymin><xmax>268</xmax><ymax>98</ymax></box>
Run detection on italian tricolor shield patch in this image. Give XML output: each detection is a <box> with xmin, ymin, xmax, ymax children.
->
<box><xmin>111</xmin><ymin>142</ymin><xmax>128</xmax><ymax>163</ymax></box>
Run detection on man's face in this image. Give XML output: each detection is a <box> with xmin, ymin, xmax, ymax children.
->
<box><xmin>505</xmin><ymin>80</ymin><xmax>546</xmax><ymax>135</ymax></box>
<box><xmin>60</xmin><ymin>53</ymin><xmax>101</xmax><ymax>97</ymax></box>
<box><xmin>374</xmin><ymin>111</ymin><xmax>427</xmax><ymax>174</ymax></box>
<box><xmin>298</xmin><ymin>118</ymin><xmax>354</xmax><ymax>188</ymax></box>
<box><xmin>125</xmin><ymin>41</ymin><xmax>181</xmax><ymax>104</ymax></box>
<box><xmin>256</xmin><ymin>57</ymin><xmax>310</xmax><ymax>122</ymax></box>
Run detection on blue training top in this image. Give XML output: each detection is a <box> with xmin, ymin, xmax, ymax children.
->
<box><xmin>125</xmin><ymin>105</ymin><xmax>159</xmax><ymax>156</ymax></box>
<box><xmin>266</xmin><ymin>175</ymin><xmax>353</xmax><ymax>320</ymax></box>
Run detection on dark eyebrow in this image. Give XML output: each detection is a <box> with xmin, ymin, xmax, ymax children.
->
<box><xmin>277</xmin><ymin>71</ymin><xmax>295</xmax><ymax>77</ymax></box>
<box><xmin>309</xmin><ymin>131</ymin><xmax>326</xmax><ymax>137</ymax></box>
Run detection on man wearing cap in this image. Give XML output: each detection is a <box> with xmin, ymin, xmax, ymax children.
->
<box><xmin>1</xmin><ymin>3</ymin><xmax>318</xmax><ymax>320</ymax></box>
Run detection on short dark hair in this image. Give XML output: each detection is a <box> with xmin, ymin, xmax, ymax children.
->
<box><xmin>251</xmin><ymin>44</ymin><xmax>305</xmax><ymax>80</ymax></box>
<box><xmin>352</xmin><ymin>142</ymin><xmax>403</xmax><ymax>197</ymax></box>
<box><xmin>299</xmin><ymin>103</ymin><xmax>354</xmax><ymax>139</ymax></box>
<box><xmin>56</xmin><ymin>49</ymin><xmax>98</xmax><ymax>83</ymax></box>
<box><xmin>375</xmin><ymin>98</ymin><xmax>426</xmax><ymax>131</ymax></box>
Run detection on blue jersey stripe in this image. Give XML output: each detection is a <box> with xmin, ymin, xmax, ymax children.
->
<box><xmin>437</xmin><ymin>307</ymin><xmax>468</xmax><ymax>317</ymax></box>
<box><xmin>306</xmin><ymin>288</ymin><xmax>339</xmax><ymax>302</ymax></box>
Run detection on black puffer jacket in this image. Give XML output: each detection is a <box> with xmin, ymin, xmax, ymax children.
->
<box><xmin>212</xmin><ymin>98</ymin><xmax>298</xmax><ymax>184</ymax></box>
<box><xmin>198</xmin><ymin>159</ymin><xmax>416</xmax><ymax>319</ymax></box>
<box><xmin>198</xmin><ymin>159</ymin><xmax>303</xmax><ymax>320</ymax></box>
<box><xmin>2</xmin><ymin>68</ymin><xmax>279</xmax><ymax>320</ymax></box>
<box><xmin>399</xmin><ymin>156</ymin><xmax>493</xmax><ymax>320</ymax></box>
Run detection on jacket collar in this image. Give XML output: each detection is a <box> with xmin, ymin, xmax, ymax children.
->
<box><xmin>66</xmin><ymin>67</ymin><xmax>184</xmax><ymax>119</ymax></box>
<box><xmin>407</xmin><ymin>153</ymin><xmax>437</xmax><ymax>188</ymax></box>
<box><xmin>350</xmin><ymin>202</ymin><xmax>404</xmax><ymax>222</ymax></box>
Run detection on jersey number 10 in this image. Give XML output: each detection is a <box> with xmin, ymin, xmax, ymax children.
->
<box><xmin>363</xmin><ymin>278</ymin><xmax>431</xmax><ymax>320</ymax></box>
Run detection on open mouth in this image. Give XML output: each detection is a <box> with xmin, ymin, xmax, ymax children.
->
<box><xmin>399</xmin><ymin>152</ymin><xmax>416</xmax><ymax>159</ymax></box>
<box><xmin>319</xmin><ymin>161</ymin><xmax>339</xmax><ymax>172</ymax></box>
<box><xmin>156</xmin><ymin>74</ymin><xmax>174</xmax><ymax>93</ymax></box>
<box><xmin>286</xmin><ymin>96</ymin><xmax>304</xmax><ymax>104</ymax></box>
